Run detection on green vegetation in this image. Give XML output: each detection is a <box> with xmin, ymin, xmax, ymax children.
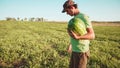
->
<box><xmin>0</xmin><ymin>21</ymin><xmax>120</xmax><ymax>68</ymax></box>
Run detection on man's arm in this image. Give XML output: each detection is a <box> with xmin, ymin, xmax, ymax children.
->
<box><xmin>67</xmin><ymin>44</ymin><xmax>72</xmax><ymax>53</ymax></box>
<box><xmin>68</xmin><ymin>27</ymin><xmax>95</xmax><ymax>40</ymax></box>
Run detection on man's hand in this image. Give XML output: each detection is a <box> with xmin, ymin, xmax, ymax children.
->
<box><xmin>67</xmin><ymin>44</ymin><xmax>72</xmax><ymax>53</ymax></box>
<box><xmin>67</xmin><ymin>29</ymin><xmax>80</xmax><ymax>40</ymax></box>
<box><xmin>68</xmin><ymin>27</ymin><xmax>95</xmax><ymax>40</ymax></box>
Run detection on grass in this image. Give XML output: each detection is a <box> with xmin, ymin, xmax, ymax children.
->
<box><xmin>0</xmin><ymin>20</ymin><xmax>120</xmax><ymax>68</ymax></box>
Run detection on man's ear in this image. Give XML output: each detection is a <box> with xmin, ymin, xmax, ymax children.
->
<box><xmin>68</xmin><ymin>6</ymin><xmax>74</xmax><ymax>9</ymax></box>
<box><xmin>71</xmin><ymin>6</ymin><xmax>75</xmax><ymax>9</ymax></box>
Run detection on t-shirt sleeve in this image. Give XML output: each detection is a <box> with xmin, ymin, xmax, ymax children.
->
<box><xmin>83</xmin><ymin>15</ymin><xmax>92</xmax><ymax>28</ymax></box>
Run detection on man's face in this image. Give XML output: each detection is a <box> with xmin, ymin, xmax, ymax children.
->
<box><xmin>65</xmin><ymin>7</ymin><xmax>74</xmax><ymax>16</ymax></box>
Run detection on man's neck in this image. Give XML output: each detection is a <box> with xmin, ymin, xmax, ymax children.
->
<box><xmin>74</xmin><ymin>10</ymin><xmax>80</xmax><ymax>16</ymax></box>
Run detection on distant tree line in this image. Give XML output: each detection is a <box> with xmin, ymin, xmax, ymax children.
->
<box><xmin>6</xmin><ymin>17</ymin><xmax>48</xmax><ymax>22</ymax></box>
<box><xmin>92</xmin><ymin>21</ymin><xmax>120</xmax><ymax>23</ymax></box>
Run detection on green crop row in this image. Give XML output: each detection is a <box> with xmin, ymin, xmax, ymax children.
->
<box><xmin>0</xmin><ymin>21</ymin><xmax>120</xmax><ymax>68</ymax></box>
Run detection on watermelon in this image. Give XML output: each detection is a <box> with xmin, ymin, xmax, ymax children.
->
<box><xmin>68</xmin><ymin>18</ymin><xmax>87</xmax><ymax>36</ymax></box>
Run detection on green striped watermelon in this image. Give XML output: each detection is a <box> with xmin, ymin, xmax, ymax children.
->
<box><xmin>68</xmin><ymin>18</ymin><xmax>87</xmax><ymax>36</ymax></box>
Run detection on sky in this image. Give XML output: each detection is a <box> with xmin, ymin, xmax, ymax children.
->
<box><xmin>0</xmin><ymin>0</ymin><xmax>120</xmax><ymax>21</ymax></box>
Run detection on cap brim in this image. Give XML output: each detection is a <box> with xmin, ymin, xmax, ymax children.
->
<box><xmin>62</xmin><ymin>9</ymin><xmax>65</xmax><ymax>13</ymax></box>
<box><xmin>62</xmin><ymin>11</ymin><xmax>65</xmax><ymax>13</ymax></box>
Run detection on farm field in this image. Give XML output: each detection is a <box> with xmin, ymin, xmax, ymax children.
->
<box><xmin>0</xmin><ymin>21</ymin><xmax>120</xmax><ymax>68</ymax></box>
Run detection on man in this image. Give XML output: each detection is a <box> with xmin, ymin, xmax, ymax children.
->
<box><xmin>62</xmin><ymin>0</ymin><xmax>95</xmax><ymax>68</ymax></box>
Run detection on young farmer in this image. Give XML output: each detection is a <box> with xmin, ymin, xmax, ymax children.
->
<box><xmin>62</xmin><ymin>0</ymin><xmax>95</xmax><ymax>68</ymax></box>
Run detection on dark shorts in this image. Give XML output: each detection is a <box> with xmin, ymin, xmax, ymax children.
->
<box><xmin>69</xmin><ymin>51</ymin><xmax>90</xmax><ymax>68</ymax></box>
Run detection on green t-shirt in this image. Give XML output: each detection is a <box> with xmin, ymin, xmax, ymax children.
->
<box><xmin>68</xmin><ymin>13</ymin><xmax>92</xmax><ymax>53</ymax></box>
